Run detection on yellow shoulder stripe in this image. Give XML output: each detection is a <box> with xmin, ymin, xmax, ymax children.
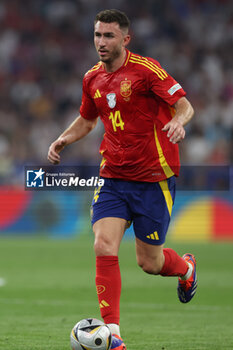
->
<box><xmin>87</xmin><ymin>62</ymin><xmax>102</xmax><ymax>74</ymax></box>
<box><xmin>129</xmin><ymin>58</ymin><xmax>166</xmax><ymax>80</ymax></box>
<box><xmin>130</xmin><ymin>55</ymin><xmax>168</xmax><ymax>80</ymax></box>
<box><xmin>131</xmin><ymin>54</ymin><xmax>168</xmax><ymax>77</ymax></box>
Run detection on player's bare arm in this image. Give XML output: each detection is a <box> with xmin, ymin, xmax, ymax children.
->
<box><xmin>162</xmin><ymin>96</ymin><xmax>194</xmax><ymax>144</ymax></box>
<box><xmin>47</xmin><ymin>115</ymin><xmax>98</xmax><ymax>164</ymax></box>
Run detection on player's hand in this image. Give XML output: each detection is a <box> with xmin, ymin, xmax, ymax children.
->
<box><xmin>162</xmin><ymin>120</ymin><xmax>185</xmax><ymax>144</ymax></box>
<box><xmin>47</xmin><ymin>137</ymin><xmax>67</xmax><ymax>164</ymax></box>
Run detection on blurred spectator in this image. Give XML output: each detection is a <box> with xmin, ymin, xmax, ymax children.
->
<box><xmin>0</xmin><ymin>0</ymin><xmax>232</xmax><ymax>185</ymax></box>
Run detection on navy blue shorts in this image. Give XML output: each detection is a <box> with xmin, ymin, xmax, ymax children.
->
<box><xmin>91</xmin><ymin>177</ymin><xmax>176</xmax><ymax>245</ymax></box>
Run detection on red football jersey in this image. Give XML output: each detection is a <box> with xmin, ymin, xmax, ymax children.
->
<box><xmin>80</xmin><ymin>49</ymin><xmax>186</xmax><ymax>182</ymax></box>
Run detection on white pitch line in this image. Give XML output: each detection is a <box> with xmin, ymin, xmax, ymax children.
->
<box><xmin>0</xmin><ymin>298</ymin><xmax>232</xmax><ymax>313</ymax></box>
<box><xmin>0</xmin><ymin>277</ymin><xmax>6</xmax><ymax>287</ymax></box>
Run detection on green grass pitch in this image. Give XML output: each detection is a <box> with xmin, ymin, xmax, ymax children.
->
<box><xmin>0</xmin><ymin>236</ymin><xmax>233</xmax><ymax>350</ymax></box>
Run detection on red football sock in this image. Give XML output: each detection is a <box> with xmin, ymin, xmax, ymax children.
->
<box><xmin>95</xmin><ymin>256</ymin><xmax>121</xmax><ymax>325</ymax></box>
<box><xmin>160</xmin><ymin>248</ymin><xmax>188</xmax><ymax>277</ymax></box>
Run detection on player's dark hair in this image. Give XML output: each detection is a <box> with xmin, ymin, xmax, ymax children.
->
<box><xmin>95</xmin><ymin>9</ymin><xmax>130</xmax><ymax>31</ymax></box>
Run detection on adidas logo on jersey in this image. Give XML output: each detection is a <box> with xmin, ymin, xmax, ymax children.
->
<box><xmin>94</xmin><ymin>89</ymin><xmax>101</xmax><ymax>99</ymax></box>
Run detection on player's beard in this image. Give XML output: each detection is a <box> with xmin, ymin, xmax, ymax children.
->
<box><xmin>99</xmin><ymin>46</ymin><xmax>121</xmax><ymax>64</ymax></box>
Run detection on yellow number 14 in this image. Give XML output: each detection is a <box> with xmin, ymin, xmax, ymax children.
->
<box><xmin>109</xmin><ymin>111</ymin><xmax>124</xmax><ymax>132</ymax></box>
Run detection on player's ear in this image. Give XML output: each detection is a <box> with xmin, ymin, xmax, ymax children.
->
<box><xmin>123</xmin><ymin>34</ymin><xmax>131</xmax><ymax>47</ymax></box>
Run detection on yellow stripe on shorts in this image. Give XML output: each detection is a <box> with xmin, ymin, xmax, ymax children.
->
<box><xmin>159</xmin><ymin>179</ymin><xmax>173</xmax><ymax>216</ymax></box>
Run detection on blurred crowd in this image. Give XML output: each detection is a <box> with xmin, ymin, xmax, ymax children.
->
<box><xmin>0</xmin><ymin>0</ymin><xmax>232</xmax><ymax>184</ymax></box>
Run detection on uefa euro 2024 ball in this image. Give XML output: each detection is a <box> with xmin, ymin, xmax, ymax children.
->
<box><xmin>70</xmin><ymin>318</ymin><xmax>112</xmax><ymax>350</ymax></box>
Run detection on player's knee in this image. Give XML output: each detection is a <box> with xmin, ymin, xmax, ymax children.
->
<box><xmin>94</xmin><ymin>235</ymin><xmax>115</xmax><ymax>256</ymax></box>
<box><xmin>139</xmin><ymin>262</ymin><xmax>161</xmax><ymax>275</ymax></box>
<box><xmin>137</xmin><ymin>257</ymin><xmax>163</xmax><ymax>275</ymax></box>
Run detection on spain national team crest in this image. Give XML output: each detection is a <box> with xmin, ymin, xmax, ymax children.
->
<box><xmin>106</xmin><ymin>93</ymin><xmax>116</xmax><ymax>108</ymax></box>
<box><xmin>120</xmin><ymin>79</ymin><xmax>132</xmax><ymax>100</ymax></box>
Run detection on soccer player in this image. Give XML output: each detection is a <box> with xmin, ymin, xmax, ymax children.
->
<box><xmin>48</xmin><ymin>9</ymin><xmax>197</xmax><ymax>348</ymax></box>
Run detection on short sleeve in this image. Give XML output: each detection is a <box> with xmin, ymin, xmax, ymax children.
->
<box><xmin>148</xmin><ymin>59</ymin><xmax>186</xmax><ymax>105</ymax></box>
<box><xmin>80</xmin><ymin>78</ymin><xmax>98</xmax><ymax>120</ymax></box>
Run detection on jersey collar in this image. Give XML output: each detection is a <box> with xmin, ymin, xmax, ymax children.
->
<box><xmin>124</xmin><ymin>49</ymin><xmax>131</xmax><ymax>67</ymax></box>
<box><xmin>101</xmin><ymin>49</ymin><xmax>131</xmax><ymax>74</ymax></box>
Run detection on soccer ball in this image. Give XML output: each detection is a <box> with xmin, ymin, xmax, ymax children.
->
<box><xmin>70</xmin><ymin>318</ymin><xmax>112</xmax><ymax>350</ymax></box>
